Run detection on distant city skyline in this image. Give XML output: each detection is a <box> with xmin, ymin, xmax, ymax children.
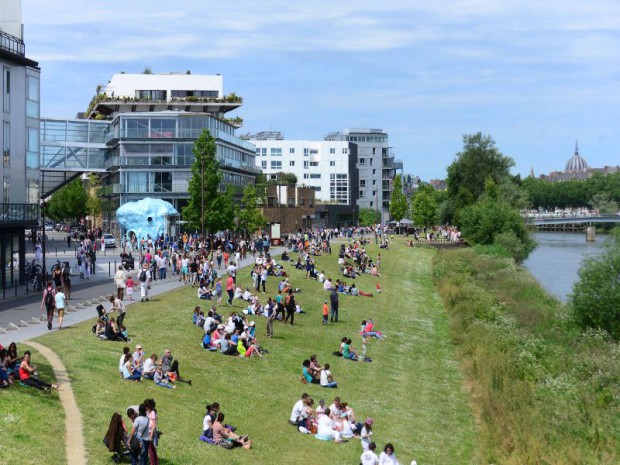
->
<box><xmin>22</xmin><ymin>0</ymin><xmax>620</xmax><ymax>180</ymax></box>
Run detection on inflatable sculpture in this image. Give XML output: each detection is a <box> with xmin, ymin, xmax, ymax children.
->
<box><xmin>116</xmin><ymin>198</ymin><xmax>179</xmax><ymax>242</ymax></box>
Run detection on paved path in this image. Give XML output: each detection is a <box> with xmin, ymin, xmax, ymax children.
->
<box><xmin>25</xmin><ymin>340</ymin><xmax>87</xmax><ymax>465</ymax></box>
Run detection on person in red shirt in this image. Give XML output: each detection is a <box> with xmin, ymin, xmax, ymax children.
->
<box><xmin>226</xmin><ymin>274</ymin><xmax>234</xmax><ymax>306</ymax></box>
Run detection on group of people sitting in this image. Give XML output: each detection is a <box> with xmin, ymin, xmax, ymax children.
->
<box><xmin>118</xmin><ymin>344</ymin><xmax>191</xmax><ymax>388</ymax></box>
<box><xmin>289</xmin><ymin>394</ymin><xmax>372</xmax><ymax>443</ymax></box>
<box><xmin>322</xmin><ymin>277</ymin><xmax>374</xmax><ymax>297</ymax></box>
<box><xmin>193</xmin><ymin>307</ymin><xmax>265</xmax><ymax>358</ymax></box>
<box><xmin>301</xmin><ymin>355</ymin><xmax>338</xmax><ymax>388</ymax></box>
<box><xmin>200</xmin><ymin>402</ymin><xmax>252</xmax><ymax>449</ymax></box>
<box><xmin>0</xmin><ymin>342</ymin><xmax>60</xmax><ymax>391</ymax></box>
<box><xmin>93</xmin><ymin>297</ymin><xmax>132</xmax><ymax>342</ymax></box>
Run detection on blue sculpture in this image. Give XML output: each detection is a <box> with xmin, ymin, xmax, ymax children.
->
<box><xmin>116</xmin><ymin>198</ymin><xmax>179</xmax><ymax>243</ymax></box>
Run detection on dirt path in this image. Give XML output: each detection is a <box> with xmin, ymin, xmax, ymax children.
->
<box><xmin>26</xmin><ymin>340</ymin><xmax>87</xmax><ymax>465</ymax></box>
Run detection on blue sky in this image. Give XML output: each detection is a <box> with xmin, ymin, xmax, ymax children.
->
<box><xmin>22</xmin><ymin>0</ymin><xmax>620</xmax><ymax>180</ymax></box>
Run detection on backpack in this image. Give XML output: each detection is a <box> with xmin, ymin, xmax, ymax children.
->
<box><xmin>139</xmin><ymin>270</ymin><xmax>147</xmax><ymax>282</ymax></box>
<box><xmin>45</xmin><ymin>290</ymin><xmax>55</xmax><ymax>308</ymax></box>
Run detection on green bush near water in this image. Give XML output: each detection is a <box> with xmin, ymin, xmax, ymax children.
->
<box><xmin>434</xmin><ymin>248</ymin><xmax>620</xmax><ymax>465</ymax></box>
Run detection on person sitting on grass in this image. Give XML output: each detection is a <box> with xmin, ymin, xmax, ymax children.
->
<box><xmin>202</xmin><ymin>402</ymin><xmax>220</xmax><ymax>440</ymax></box>
<box><xmin>339</xmin><ymin>411</ymin><xmax>356</xmax><ymax>439</ymax></box>
<box><xmin>320</xmin><ymin>364</ymin><xmax>338</xmax><ymax>388</ymax></box>
<box><xmin>105</xmin><ymin>317</ymin><xmax>130</xmax><ymax>342</ymax></box>
<box><xmin>315</xmin><ymin>407</ymin><xmax>342</xmax><ymax>443</ymax></box>
<box><xmin>309</xmin><ymin>355</ymin><xmax>323</xmax><ymax>378</ymax></box>
<box><xmin>219</xmin><ymin>334</ymin><xmax>239</xmax><ymax>356</ymax></box>
<box><xmin>342</xmin><ymin>338</ymin><xmax>359</xmax><ymax>361</ymax></box>
<box><xmin>192</xmin><ymin>306</ymin><xmax>201</xmax><ymax>325</ymax></box>
<box><xmin>142</xmin><ymin>353</ymin><xmax>158</xmax><ymax>380</ymax></box>
<box><xmin>161</xmin><ymin>349</ymin><xmax>191</xmax><ymax>385</ymax></box>
<box><xmin>302</xmin><ymin>359</ymin><xmax>320</xmax><ymax>384</ymax></box>
<box><xmin>212</xmin><ymin>412</ymin><xmax>252</xmax><ymax>449</ymax></box>
<box><xmin>197</xmin><ymin>283</ymin><xmax>212</xmax><ymax>300</ymax></box>
<box><xmin>0</xmin><ymin>348</ymin><xmax>13</xmax><ymax>388</ymax></box>
<box><xmin>153</xmin><ymin>365</ymin><xmax>176</xmax><ymax>389</ymax></box>
<box><xmin>121</xmin><ymin>354</ymin><xmax>141</xmax><ymax>382</ymax></box>
<box><xmin>19</xmin><ymin>351</ymin><xmax>60</xmax><ymax>391</ymax></box>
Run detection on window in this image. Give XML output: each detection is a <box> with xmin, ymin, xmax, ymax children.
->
<box><xmin>289</xmin><ymin>147</ymin><xmax>295</xmax><ymax>154</ymax></box>
<box><xmin>304</xmin><ymin>174</ymin><xmax>309</xmax><ymax>179</ymax></box>
<box><xmin>330</xmin><ymin>161</ymin><xmax>335</xmax><ymax>167</ymax></box>
<box><xmin>267</xmin><ymin>197</ymin><xmax>275</xmax><ymax>207</ymax></box>
<box><xmin>270</xmin><ymin>160</ymin><xmax>282</xmax><ymax>169</ymax></box>
<box><xmin>373</xmin><ymin>148</ymin><xmax>376</xmax><ymax>155</ymax></box>
<box><xmin>342</xmin><ymin>148</ymin><xmax>348</xmax><ymax>154</ymax></box>
<box><xmin>314</xmin><ymin>186</ymin><xmax>322</xmax><ymax>192</ymax></box>
<box><xmin>309</xmin><ymin>149</ymin><xmax>319</xmax><ymax>155</ymax></box>
<box><xmin>135</xmin><ymin>90</ymin><xmax>167</xmax><ymax>100</ymax></box>
<box><xmin>3</xmin><ymin>177</ymin><xmax>9</xmax><ymax>203</ymax></box>
<box><xmin>289</xmin><ymin>160</ymin><xmax>295</xmax><ymax>166</ymax></box>
<box><xmin>27</xmin><ymin>127</ymin><xmax>39</xmax><ymax>169</ymax></box>
<box><xmin>373</xmin><ymin>169</ymin><xmax>376</xmax><ymax>175</ymax></box>
<box><xmin>329</xmin><ymin>148</ymin><xmax>335</xmax><ymax>154</ymax></box>
<box><xmin>304</xmin><ymin>148</ymin><xmax>309</xmax><ymax>156</ymax></box>
<box><xmin>360</xmin><ymin>180</ymin><xmax>366</xmax><ymax>187</ymax></box>
<box><xmin>359</xmin><ymin>191</ymin><xmax>364</xmax><ymax>198</ymax></box>
<box><xmin>261</xmin><ymin>160</ymin><xmax>267</xmax><ymax>169</ymax></box>
<box><xmin>369</xmin><ymin>158</ymin><xmax>373</xmax><ymax>165</ymax></box>
<box><xmin>3</xmin><ymin>122</ymin><xmax>9</xmax><ymax>167</ymax></box>
<box><xmin>329</xmin><ymin>173</ymin><xmax>349</xmax><ymax>204</ymax></box>
<box><xmin>370</xmin><ymin>201</ymin><xmax>374</xmax><ymax>207</ymax></box>
<box><xmin>270</xmin><ymin>148</ymin><xmax>282</xmax><ymax>156</ymax></box>
<box><xmin>373</xmin><ymin>180</ymin><xmax>376</xmax><ymax>186</ymax></box>
<box><xmin>309</xmin><ymin>161</ymin><xmax>318</xmax><ymax>167</ymax></box>
<box><xmin>3</xmin><ymin>66</ymin><xmax>9</xmax><ymax>112</ymax></box>
<box><xmin>304</xmin><ymin>161</ymin><xmax>309</xmax><ymax>169</ymax></box>
<box><xmin>261</xmin><ymin>148</ymin><xmax>267</xmax><ymax>156</ymax></box>
<box><xmin>309</xmin><ymin>174</ymin><xmax>321</xmax><ymax>179</ymax></box>
<box><xmin>28</xmin><ymin>179</ymin><xmax>40</xmax><ymax>204</ymax></box>
<box><xmin>26</xmin><ymin>75</ymin><xmax>40</xmax><ymax>119</ymax></box>
<box><xmin>360</xmin><ymin>158</ymin><xmax>366</xmax><ymax>166</ymax></box>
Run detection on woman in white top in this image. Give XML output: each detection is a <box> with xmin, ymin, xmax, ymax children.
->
<box><xmin>378</xmin><ymin>443</ymin><xmax>400</xmax><ymax>465</ymax></box>
<box><xmin>203</xmin><ymin>402</ymin><xmax>220</xmax><ymax>438</ymax></box>
<box><xmin>315</xmin><ymin>407</ymin><xmax>341</xmax><ymax>442</ymax></box>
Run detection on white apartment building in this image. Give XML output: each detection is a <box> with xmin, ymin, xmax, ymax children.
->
<box><xmin>248</xmin><ymin>131</ymin><xmax>358</xmax><ymax>205</ymax></box>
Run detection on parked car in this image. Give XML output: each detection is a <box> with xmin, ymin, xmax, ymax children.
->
<box><xmin>103</xmin><ymin>233</ymin><xmax>116</xmax><ymax>248</ymax></box>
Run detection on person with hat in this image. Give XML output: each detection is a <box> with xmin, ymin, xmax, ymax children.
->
<box><xmin>132</xmin><ymin>344</ymin><xmax>144</xmax><ymax>374</ymax></box>
<box><xmin>360</xmin><ymin>418</ymin><xmax>374</xmax><ymax>451</ymax></box>
<box><xmin>138</xmin><ymin>262</ymin><xmax>152</xmax><ymax>302</ymax></box>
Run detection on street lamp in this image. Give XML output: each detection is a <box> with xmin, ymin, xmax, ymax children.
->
<box><xmin>201</xmin><ymin>156</ymin><xmax>205</xmax><ymax>240</ymax></box>
<box><xmin>39</xmin><ymin>199</ymin><xmax>47</xmax><ymax>286</ymax></box>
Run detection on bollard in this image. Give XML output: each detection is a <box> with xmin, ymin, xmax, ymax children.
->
<box><xmin>109</xmin><ymin>262</ymin><xmax>111</xmax><ymax>276</ymax></box>
<box><xmin>55</xmin><ymin>247</ymin><xmax>58</xmax><ymax>257</ymax></box>
<box><xmin>15</xmin><ymin>280</ymin><xmax>18</xmax><ymax>297</ymax></box>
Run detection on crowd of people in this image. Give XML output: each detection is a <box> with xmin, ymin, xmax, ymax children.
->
<box><xmin>118</xmin><ymin>344</ymin><xmax>191</xmax><ymax>389</ymax></box>
<box><xmin>0</xmin><ymin>342</ymin><xmax>60</xmax><ymax>391</ymax></box>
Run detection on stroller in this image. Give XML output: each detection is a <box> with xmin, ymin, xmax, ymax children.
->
<box><xmin>121</xmin><ymin>252</ymin><xmax>134</xmax><ymax>270</ymax></box>
<box><xmin>103</xmin><ymin>412</ymin><xmax>131</xmax><ymax>463</ymax></box>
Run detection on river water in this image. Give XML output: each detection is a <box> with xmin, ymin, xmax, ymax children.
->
<box><xmin>523</xmin><ymin>232</ymin><xmax>606</xmax><ymax>302</ymax></box>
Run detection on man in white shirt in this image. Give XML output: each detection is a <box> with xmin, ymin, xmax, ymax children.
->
<box><xmin>141</xmin><ymin>353</ymin><xmax>157</xmax><ymax>379</ymax></box>
<box><xmin>323</xmin><ymin>278</ymin><xmax>332</xmax><ymax>291</ymax></box>
<box><xmin>203</xmin><ymin>311</ymin><xmax>217</xmax><ymax>333</ymax></box>
<box><xmin>318</xmin><ymin>271</ymin><xmax>325</xmax><ymax>283</ymax></box>
<box><xmin>289</xmin><ymin>393</ymin><xmax>309</xmax><ymax>425</ymax></box>
<box><xmin>360</xmin><ymin>442</ymin><xmax>379</xmax><ymax>465</ymax></box>
<box><xmin>328</xmin><ymin>397</ymin><xmax>342</xmax><ymax>419</ymax></box>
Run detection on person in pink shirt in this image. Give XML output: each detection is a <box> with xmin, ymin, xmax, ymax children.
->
<box><xmin>226</xmin><ymin>275</ymin><xmax>234</xmax><ymax>306</ymax></box>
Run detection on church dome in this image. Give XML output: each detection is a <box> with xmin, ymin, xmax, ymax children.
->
<box><xmin>565</xmin><ymin>142</ymin><xmax>589</xmax><ymax>172</ymax></box>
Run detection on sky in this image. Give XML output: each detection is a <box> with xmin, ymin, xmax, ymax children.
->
<box><xmin>20</xmin><ymin>0</ymin><xmax>620</xmax><ymax>180</ymax></box>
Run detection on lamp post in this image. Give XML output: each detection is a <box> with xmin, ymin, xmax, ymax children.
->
<box><xmin>39</xmin><ymin>199</ymin><xmax>47</xmax><ymax>286</ymax></box>
<box><xmin>201</xmin><ymin>156</ymin><xmax>205</xmax><ymax>240</ymax></box>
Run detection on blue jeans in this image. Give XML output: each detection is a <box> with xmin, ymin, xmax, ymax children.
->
<box><xmin>322</xmin><ymin>381</ymin><xmax>338</xmax><ymax>388</ymax></box>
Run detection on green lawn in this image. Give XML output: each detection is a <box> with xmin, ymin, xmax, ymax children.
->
<box><xmin>8</xmin><ymin>242</ymin><xmax>477</xmax><ymax>465</ymax></box>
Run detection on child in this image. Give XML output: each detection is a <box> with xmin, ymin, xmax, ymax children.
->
<box><xmin>322</xmin><ymin>300</ymin><xmax>328</xmax><ymax>325</ymax></box>
<box><xmin>192</xmin><ymin>306</ymin><xmax>201</xmax><ymax>325</ymax></box>
<box><xmin>126</xmin><ymin>275</ymin><xmax>134</xmax><ymax>301</ymax></box>
<box><xmin>153</xmin><ymin>366</ymin><xmax>176</xmax><ymax>389</ymax></box>
<box><xmin>375</xmin><ymin>283</ymin><xmax>381</xmax><ymax>293</ymax></box>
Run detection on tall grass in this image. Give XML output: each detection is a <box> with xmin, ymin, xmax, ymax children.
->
<box><xmin>434</xmin><ymin>249</ymin><xmax>620</xmax><ymax>465</ymax></box>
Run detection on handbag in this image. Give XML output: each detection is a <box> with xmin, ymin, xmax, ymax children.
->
<box><xmin>129</xmin><ymin>434</ymin><xmax>141</xmax><ymax>453</ymax></box>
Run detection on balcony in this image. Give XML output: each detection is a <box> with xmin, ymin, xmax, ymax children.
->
<box><xmin>0</xmin><ymin>203</ymin><xmax>39</xmax><ymax>228</ymax></box>
<box><xmin>0</xmin><ymin>31</ymin><xmax>25</xmax><ymax>57</ymax></box>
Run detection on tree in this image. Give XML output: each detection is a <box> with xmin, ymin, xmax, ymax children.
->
<box><xmin>411</xmin><ymin>183</ymin><xmax>438</xmax><ymax>228</ymax></box>
<box><xmin>182</xmin><ymin>129</ymin><xmax>232</xmax><ymax>235</ymax></box>
<box><xmin>237</xmin><ymin>184</ymin><xmax>267</xmax><ymax>234</ymax></box>
<box><xmin>389</xmin><ymin>174</ymin><xmax>408</xmax><ymax>223</ymax></box>
<box><xmin>358</xmin><ymin>208</ymin><xmax>381</xmax><ymax>226</ymax></box>
<box><xmin>571</xmin><ymin>229</ymin><xmax>620</xmax><ymax>339</ymax></box>
<box><xmin>460</xmin><ymin>179</ymin><xmax>536</xmax><ymax>262</ymax></box>
<box><xmin>86</xmin><ymin>173</ymin><xmax>103</xmax><ymax>223</ymax></box>
<box><xmin>46</xmin><ymin>178</ymin><xmax>89</xmax><ymax>223</ymax></box>
<box><xmin>446</xmin><ymin>133</ymin><xmax>515</xmax><ymax>223</ymax></box>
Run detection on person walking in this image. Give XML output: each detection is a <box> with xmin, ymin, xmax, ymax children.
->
<box><xmin>40</xmin><ymin>282</ymin><xmax>56</xmax><ymax>330</ymax></box>
<box><xmin>139</xmin><ymin>263</ymin><xmax>152</xmax><ymax>302</ymax></box>
<box><xmin>89</xmin><ymin>248</ymin><xmax>97</xmax><ymax>275</ymax></box>
<box><xmin>226</xmin><ymin>273</ymin><xmax>234</xmax><ymax>306</ymax></box>
<box><xmin>114</xmin><ymin>266</ymin><xmax>127</xmax><ymax>300</ymax></box>
<box><xmin>266</xmin><ymin>300</ymin><xmax>276</xmax><ymax>338</ymax></box>
<box><xmin>55</xmin><ymin>286</ymin><xmax>67</xmax><ymax>330</ymax></box>
<box><xmin>330</xmin><ymin>288</ymin><xmax>339</xmax><ymax>323</ymax></box>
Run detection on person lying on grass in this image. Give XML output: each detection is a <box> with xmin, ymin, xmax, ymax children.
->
<box><xmin>349</xmin><ymin>284</ymin><xmax>374</xmax><ymax>297</ymax></box>
<box><xmin>212</xmin><ymin>412</ymin><xmax>252</xmax><ymax>449</ymax></box>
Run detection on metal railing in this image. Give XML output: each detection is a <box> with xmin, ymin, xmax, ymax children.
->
<box><xmin>0</xmin><ymin>31</ymin><xmax>25</xmax><ymax>57</ymax></box>
<box><xmin>0</xmin><ymin>203</ymin><xmax>39</xmax><ymax>226</ymax></box>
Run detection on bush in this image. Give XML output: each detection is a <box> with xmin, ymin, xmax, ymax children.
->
<box><xmin>571</xmin><ymin>229</ymin><xmax>620</xmax><ymax>339</ymax></box>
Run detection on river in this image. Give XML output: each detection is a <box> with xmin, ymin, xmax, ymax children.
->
<box><xmin>523</xmin><ymin>232</ymin><xmax>606</xmax><ymax>302</ymax></box>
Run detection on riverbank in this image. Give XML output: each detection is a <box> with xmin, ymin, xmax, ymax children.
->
<box><xmin>434</xmin><ymin>246</ymin><xmax>620</xmax><ymax>465</ymax></box>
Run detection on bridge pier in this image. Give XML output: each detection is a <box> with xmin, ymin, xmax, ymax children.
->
<box><xmin>586</xmin><ymin>226</ymin><xmax>596</xmax><ymax>242</ymax></box>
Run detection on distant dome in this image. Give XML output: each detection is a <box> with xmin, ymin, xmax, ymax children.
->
<box><xmin>565</xmin><ymin>142</ymin><xmax>589</xmax><ymax>172</ymax></box>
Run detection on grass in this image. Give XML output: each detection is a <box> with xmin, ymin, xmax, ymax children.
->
<box><xmin>4</xmin><ymin>241</ymin><xmax>477</xmax><ymax>465</ymax></box>
<box><xmin>0</xmin><ymin>345</ymin><xmax>66</xmax><ymax>465</ymax></box>
<box><xmin>434</xmin><ymin>248</ymin><xmax>620</xmax><ymax>465</ymax></box>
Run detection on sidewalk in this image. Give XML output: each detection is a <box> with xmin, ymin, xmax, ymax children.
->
<box><xmin>0</xmin><ymin>247</ymin><xmax>286</xmax><ymax>345</ymax></box>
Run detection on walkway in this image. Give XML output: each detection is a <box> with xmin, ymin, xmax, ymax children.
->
<box><xmin>25</xmin><ymin>340</ymin><xmax>87</xmax><ymax>465</ymax></box>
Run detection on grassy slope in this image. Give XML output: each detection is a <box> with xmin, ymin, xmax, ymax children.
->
<box><xmin>0</xmin><ymin>345</ymin><xmax>66</xmax><ymax>465</ymax></box>
<box><xmin>16</xmin><ymin>242</ymin><xmax>475</xmax><ymax>465</ymax></box>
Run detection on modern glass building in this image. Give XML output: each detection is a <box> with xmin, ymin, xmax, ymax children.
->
<box><xmin>99</xmin><ymin>112</ymin><xmax>258</xmax><ymax>234</ymax></box>
<box><xmin>0</xmin><ymin>1</ymin><xmax>41</xmax><ymax>288</ymax></box>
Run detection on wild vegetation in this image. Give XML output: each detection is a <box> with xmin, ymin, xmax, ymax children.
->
<box><xmin>434</xmin><ymin>246</ymin><xmax>620</xmax><ymax>465</ymax></box>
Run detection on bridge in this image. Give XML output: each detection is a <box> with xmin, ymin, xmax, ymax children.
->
<box><xmin>528</xmin><ymin>215</ymin><xmax>620</xmax><ymax>232</ymax></box>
